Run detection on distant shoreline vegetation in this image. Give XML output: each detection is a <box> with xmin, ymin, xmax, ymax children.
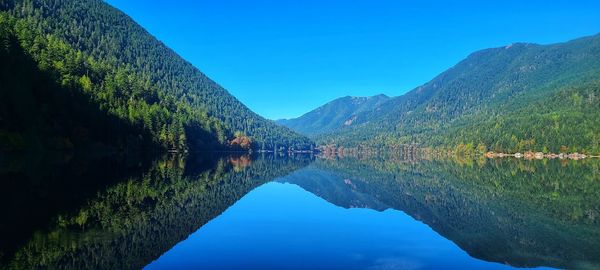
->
<box><xmin>316</xmin><ymin>144</ymin><xmax>600</xmax><ymax>160</ymax></box>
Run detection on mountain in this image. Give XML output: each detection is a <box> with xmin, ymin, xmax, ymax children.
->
<box><xmin>0</xmin><ymin>0</ymin><xmax>312</xmax><ymax>152</ymax></box>
<box><xmin>313</xmin><ymin>35</ymin><xmax>600</xmax><ymax>154</ymax></box>
<box><xmin>276</xmin><ymin>94</ymin><xmax>390</xmax><ymax>137</ymax></box>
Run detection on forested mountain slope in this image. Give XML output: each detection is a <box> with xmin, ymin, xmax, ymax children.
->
<box><xmin>316</xmin><ymin>34</ymin><xmax>600</xmax><ymax>153</ymax></box>
<box><xmin>0</xmin><ymin>0</ymin><xmax>312</xmax><ymax>152</ymax></box>
<box><xmin>276</xmin><ymin>94</ymin><xmax>389</xmax><ymax>136</ymax></box>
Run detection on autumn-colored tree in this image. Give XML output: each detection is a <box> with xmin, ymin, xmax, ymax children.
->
<box><xmin>230</xmin><ymin>131</ymin><xmax>252</xmax><ymax>150</ymax></box>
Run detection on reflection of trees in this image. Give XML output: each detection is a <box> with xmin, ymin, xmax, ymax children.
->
<box><xmin>310</xmin><ymin>158</ymin><xmax>600</xmax><ymax>270</ymax></box>
<box><xmin>1</xmin><ymin>154</ymin><xmax>311</xmax><ymax>270</ymax></box>
<box><xmin>0</xmin><ymin>152</ymin><xmax>155</xmax><ymax>264</ymax></box>
<box><xmin>3</xmin><ymin>154</ymin><xmax>597</xmax><ymax>270</ymax></box>
<box><xmin>230</xmin><ymin>155</ymin><xmax>252</xmax><ymax>171</ymax></box>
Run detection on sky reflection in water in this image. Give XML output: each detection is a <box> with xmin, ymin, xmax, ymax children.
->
<box><xmin>146</xmin><ymin>181</ymin><xmax>535</xmax><ymax>270</ymax></box>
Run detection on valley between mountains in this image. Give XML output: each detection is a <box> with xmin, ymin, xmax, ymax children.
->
<box><xmin>1</xmin><ymin>0</ymin><xmax>598</xmax><ymax>156</ymax></box>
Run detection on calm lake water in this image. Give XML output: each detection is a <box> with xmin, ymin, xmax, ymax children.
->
<box><xmin>0</xmin><ymin>153</ymin><xmax>598</xmax><ymax>270</ymax></box>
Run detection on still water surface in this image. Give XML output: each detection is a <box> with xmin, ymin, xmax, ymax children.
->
<box><xmin>0</xmin><ymin>153</ymin><xmax>598</xmax><ymax>269</ymax></box>
<box><xmin>146</xmin><ymin>182</ymin><xmax>516</xmax><ymax>270</ymax></box>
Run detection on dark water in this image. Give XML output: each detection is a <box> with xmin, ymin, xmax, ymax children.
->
<box><xmin>0</xmin><ymin>153</ymin><xmax>598</xmax><ymax>270</ymax></box>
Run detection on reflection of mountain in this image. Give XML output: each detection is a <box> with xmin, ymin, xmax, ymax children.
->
<box><xmin>286</xmin><ymin>158</ymin><xmax>600</xmax><ymax>270</ymax></box>
<box><xmin>0</xmin><ymin>154</ymin><xmax>311</xmax><ymax>270</ymax></box>
<box><xmin>279</xmin><ymin>167</ymin><xmax>388</xmax><ymax>211</ymax></box>
<box><xmin>3</xmin><ymin>155</ymin><xmax>598</xmax><ymax>270</ymax></box>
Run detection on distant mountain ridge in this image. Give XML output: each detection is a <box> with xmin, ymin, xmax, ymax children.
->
<box><xmin>276</xmin><ymin>94</ymin><xmax>390</xmax><ymax>137</ymax></box>
<box><xmin>286</xmin><ymin>34</ymin><xmax>600</xmax><ymax>153</ymax></box>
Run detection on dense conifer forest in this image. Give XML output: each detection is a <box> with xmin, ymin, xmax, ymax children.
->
<box><xmin>0</xmin><ymin>0</ymin><xmax>313</xmax><ymax>152</ymax></box>
<box><xmin>282</xmin><ymin>35</ymin><xmax>600</xmax><ymax>154</ymax></box>
<box><xmin>1</xmin><ymin>0</ymin><xmax>598</xmax><ymax>154</ymax></box>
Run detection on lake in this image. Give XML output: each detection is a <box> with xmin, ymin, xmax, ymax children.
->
<box><xmin>0</xmin><ymin>153</ymin><xmax>598</xmax><ymax>270</ymax></box>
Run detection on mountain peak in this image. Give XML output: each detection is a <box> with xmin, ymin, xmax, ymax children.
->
<box><xmin>277</xmin><ymin>94</ymin><xmax>391</xmax><ymax>137</ymax></box>
<box><xmin>316</xmin><ymin>33</ymin><xmax>600</xmax><ymax>152</ymax></box>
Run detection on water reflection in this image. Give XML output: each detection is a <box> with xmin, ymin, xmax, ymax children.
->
<box><xmin>147</xmin><ymin>181</ymin><xmax>520</xmax><ymax>270</ymax></box>
<box><xmin>290</xmin><ymin>157</ymin><xmax>600</xmax><ymax>270</ymax></box>
<box><xmin>0</xmin><ymin>153</ymin><xmax>598</xmax><ymax>269</ymax></box>
<box><xmin>0</xmin><ymin>153</ymin><xmax>311</xmax><ymax>269</ymax></box>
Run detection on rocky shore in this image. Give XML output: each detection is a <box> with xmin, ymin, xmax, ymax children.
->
<box><xmin>485</xmin><ymin>151</ymin><xmax>598</xmax><ymax>160</ymax></box>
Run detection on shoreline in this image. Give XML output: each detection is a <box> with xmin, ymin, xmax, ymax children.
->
<box><xmin>485</xmin><ymin>151</ymin><xmax>598</xmax><ymax>160</ymax></box>
<box><xmin>314</xmin><ymin>145</ymin><xmax>600</xmax><ymax>161</ymax></box>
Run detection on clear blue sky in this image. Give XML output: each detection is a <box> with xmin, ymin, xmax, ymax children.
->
<box><xmin>105</xmin><ymin>0</ymin><xmax>600</xmax><ymax>120</ymax></box>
